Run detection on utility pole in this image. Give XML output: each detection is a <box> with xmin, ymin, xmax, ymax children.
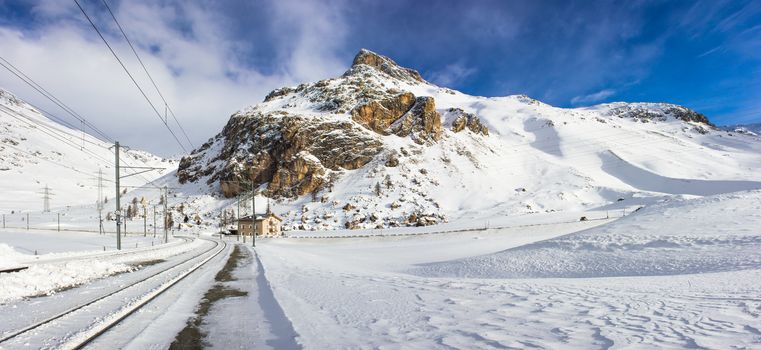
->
<box><xmin>153</xmin><ymin>205</ymin><xmax>157</xmax><ymax>238</ymax></box>
<box><xmin>251</xmin><ymin>184</ymin><xmax>256</xmax><ymax>248</ymax></box>
<box><xmin>57</xmin><ymin>213</ymin><xmax>60</xmax><ymax>232</ymax></box>
<box><xmin>97</xmin><ymin>168</ymin><xmax>104</xmax><ymax>235</ymax></box>
<box><xmin>26</xmin><ymin>213</ymin><xmax>29</xmax><ymax>230</ymax></box>
<box><xmin>143</xmin><ymin>206</ymin><xmax>147</xmax><ymax>237</ymax></box>
<box><xmin>115</xmin><ymin>141</ymin><xmax>121</xmax><ymax>250</ymax></box>
<box><xmin>236</xmin><ymin>186</ymin><xmax>241</xmax><ymax>243</ymax></box>
<box><xmin>110</xmin><ymin>142</ymin><xmax>165</xmax><ymax>248</ymax></box>
<box><xmin>163</xmin><ymin>186</ymin><xmax>168</xmax><ymax>244</ymax></box>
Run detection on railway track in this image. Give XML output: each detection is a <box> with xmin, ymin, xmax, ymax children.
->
<box><xmin>0</xmin><ymin>237</ymin><xmax>228</xmax><ymax>349</ymax></box>
<box><xmin>19</xmin><ymin>236</ymin><xmax>193</xmax><ymax>267</ymax></box>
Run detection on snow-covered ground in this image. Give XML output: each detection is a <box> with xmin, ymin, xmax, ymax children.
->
<box><xmin>0</xmin><ymin>190</ymin><xmax>759</xmax><ymax>348</ymax></box>
<box><xmin>0</xmin><ymin>234</ymin><xmax>197</xmax><ymax>304</ymax></box>
<box><xmin>254</xmin><ymin>190</ymin><xmax>761</xmax><ymax>349</ymax></box>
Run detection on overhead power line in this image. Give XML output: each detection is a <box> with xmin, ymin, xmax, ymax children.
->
<box><xmin>0</xmin><ymin>104</ymin><xmax>161</xmax><ymax>186</ymax></box>
<box><xmin>0</xmin><ymin>55</ymin><xmax>113</xmax><ymax>142</ymax></box>
<box><xmin>74</xmin><ymin>0</ymin><xmax>188</xmax><ymax>153</ymax></box>
<box><xmin>100</xmin><ymin>0</ymin><xmax>194</xmax><ymax>150</ymax></box>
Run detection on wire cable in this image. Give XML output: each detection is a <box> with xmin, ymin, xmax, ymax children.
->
<box><xmin>74</xmin><ymin>0</ymin><xmax>188</xmax><ymax>153</ymax></box>
<box><xmin>100</xmin><ymin>0</ymin><xmax>194</xmax><ymax>150</ymax></box>
<box><xmin>0</xmin><ymin>56</ymin><xmax>113</xmax><ymax>142</ymax></box>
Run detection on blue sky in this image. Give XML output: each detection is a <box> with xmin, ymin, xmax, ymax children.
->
<box><xmin>0</xmin><ymin>0</ymin><xmax>760</xmax><ymax>154</ymax></box>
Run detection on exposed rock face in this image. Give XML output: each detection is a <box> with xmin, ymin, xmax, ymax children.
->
<box><xmin>351</xmin><ymin>92</ymin><xmax>416</xmax><ymax>134</ymax></box>
<box><xmin>267</xmin><ymin>152</ymin><xmax>325</xmax><ymax>197</ymax></box>
<box><xmin>349</xmin><ymin>49</ymin><xmax>424</xmax><ymax>83</ymax></box>
<box><xmin>351</xmin><ymin>92</ymin><xmax>442</xmax><ymax>143</ymax></box>
<box><xmin>391</xmin><ymin>96</ymin><xmax>442</xmax><ymax>143</ymax></box>
<box><xmin>177</xmin><ymin>111</ymin><xmax>383</xmax><ymax>198</ymax></box>
<box><xmin>445</xmin><ymin>108</ymin><xmax>489</xmax><ymax>136</ymax></box>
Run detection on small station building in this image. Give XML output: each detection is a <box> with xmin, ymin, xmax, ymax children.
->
<box><xmin>237</xmin><ymin>211</ymin><xmax>283</xmax><ymax>237</ymax></box>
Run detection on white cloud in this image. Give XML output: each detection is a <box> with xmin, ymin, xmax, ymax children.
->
<box><xmin>267</xmin><ymin>0</ymin><xmax>349</xmax><ymax>83</ymax></box>
<box><xmin>428</xmin><ymin>63</ymin><xmax>476</xmax><ymax>87</ymax></box>
<box><xmin>0</xmin><ymin>0</ymin><xmax>349</xmax><ymax>157</ymax></box>
<box><xmin>570</xmin><ymin>89</ymin><xmax>616</xmax><ymax>105</ymax></box>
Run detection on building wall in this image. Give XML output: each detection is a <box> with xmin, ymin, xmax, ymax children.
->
<box><xmin>239</xmin><ymin>217</ymin><xmax>282</xmax><ymax>236</ymax></box>
<box><xmin>238</xmin><ymin>221</ymin><xmax>254</xmax><ymax>236</ymax></box>
<box><xmin>255</xmin><ymin>217</ymin><xmax>282</xmax><ymax>236</ymax></box>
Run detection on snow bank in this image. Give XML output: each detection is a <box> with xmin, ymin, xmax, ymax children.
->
<box><xmin>0</xmin><ymin>261</ymin><xmax>135</xmax><ymax>303</ymax></box>
<box><xmin>409</xmin><ymin>190</ymin><xmax>761</xmax><ymax>278</ymax></box>
<box><xmin>0</xmin><ymin>238</ymin><xmax>204</xmax><ymax>304</ymax></box>
<box><xmin>0</xmin><ymin>243</ymin><xmax>25</xmax><ymax>270</ymax></box>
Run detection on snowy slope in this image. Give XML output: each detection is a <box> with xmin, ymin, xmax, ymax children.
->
<box><xmin>0</xmin><ymin>88</ymin><xmax>175</xmax><ymax>212</ymax></box>
<box><xmin>255</xmin><ymin>190</ymin><xmax>761</xmax><ymax>348</ymax></box>
<box><xmin>410</xmin><ymin>190</ymin><xmax>761</xmax><ymax>278</ymax></box>
<box><xmin>172</xmin><ymin>49</ymin><xmax>761</xmax><ymax>232</ymax></box>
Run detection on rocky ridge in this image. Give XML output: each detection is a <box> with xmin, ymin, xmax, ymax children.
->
<box><xmin>178</xmin><ymin>49</ymin><xmax>468</xmax><ymax>200</ymax></box>
<box><xmin>177</xmin><ymin>49</ymin><xmax>470</xmax><ymax>229</ymax></box>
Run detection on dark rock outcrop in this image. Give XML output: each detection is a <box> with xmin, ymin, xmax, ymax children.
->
<box><xmin>177</xmin><ymin>111</ymin><xmax>384</xmax><ymax>198</ymax></box>
<box><xmin>351</xmin><ymin>92</ymin><xmax>416</xmax><ymax>134</ymax></box>
<box><xmin>351</xmin><ymin>92</ymin><xmax>442</xmax><ymax>143</ymax></box>
<box><xmin>391</xmin><ymin>96</ymin><xmax>442</xmax><ymax>143</ymax></box>
<box><xmin>446</xmin><ymin>108</ymin><xmax>489</xmax><ymax>136</ymax></box>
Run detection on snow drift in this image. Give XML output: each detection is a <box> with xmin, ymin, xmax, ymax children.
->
<box><xmin>409</xmin><ymin>190</ymin><xmax>761</xmax><ymax>278</ymax></box>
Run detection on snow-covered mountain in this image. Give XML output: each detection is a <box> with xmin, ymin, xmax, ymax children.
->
<box><xmin>174</xmin><ymin>49</ymin><xmax>761</xmax><ymax>231</ymax></box>
<box><xmin>0</xmin><ymin>88</ymin><xmax>175</xmax><ymax>212</ymax></box>
<box><xmin>721</xmin><ymin>123</ymin><xmax>761</xmax><ymax>137</ymax></box>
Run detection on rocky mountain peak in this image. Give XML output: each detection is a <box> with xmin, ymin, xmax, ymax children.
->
<box><xmin>347</xmin><ymin>49</ymin><xmax>425</xmax><ymax>83</ymax></box>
